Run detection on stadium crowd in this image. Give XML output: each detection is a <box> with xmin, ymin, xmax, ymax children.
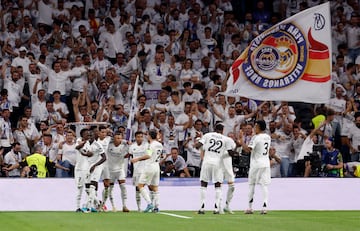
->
<box><xmin>0</xmin><ymin>0</ymin><xmax>359</xmax><ymax>180</ymax></box>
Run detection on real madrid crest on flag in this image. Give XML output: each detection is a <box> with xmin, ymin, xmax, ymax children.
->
<box><xmin>226</xmin><ymin>2</ymin><xmax>332</xmax><ymax>104</ymax></box>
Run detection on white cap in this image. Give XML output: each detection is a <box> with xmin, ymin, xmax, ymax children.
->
<box><xmin>19</xmin><ymin>46</ymin><xmax>27</xmax><ymax>52</ymax></box>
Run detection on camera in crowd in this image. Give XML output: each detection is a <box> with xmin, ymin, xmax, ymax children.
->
<box><xmin>28</xmin><ymin>165</ymin><xmax>38</xmax><ymax>178</ymax></box>
<box><xmin>232</xmin><ymin>152</ymin><xmax>250</xmax><ymax>177</ymax></box>
<box><xmin>305</xmin><ymin>144</ymin><xmax>324</xmax><ymax>175</ymax></box>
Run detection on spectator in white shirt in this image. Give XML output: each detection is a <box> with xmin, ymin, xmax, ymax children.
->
<box><xmin>179</xmin><ymin>59</ymin><xmax>201</xmax><ymax>89</ymax></box>
<box><xmin>143</xmin><ymin>52</ymin><xmax>171</xmax><ymax>91</ymax></box>
<box><xmin>98</xmin><ymin>19</ymin><xmax>125</xmax><ymax>64</ymax></box>
<box><xmin>31</xmin><ymin>89</ymin><xmax>47</xmax><ymax>124</ymax></box>
<box><xmin>166</xmin><ymin>91</ymin><xmax>185</xmax><ymax>121</ymax></box>
<box><xmin>31</xmin><ymin>57</ymin><xmax>87</xmax><ymax>102</ymax></box>
<box><xmin>195</xmin><ymin>101</ymin><xmax>213</xmax><ymax>133</ymax></box>
<box><xmin>37</xmin><ymin>0</ymin><xmax>56</xmax><ymax>28</ymax></box>
<box><xmin>71</xmin><ymin>56</ymin><xmax>88</xmax><ymax>95</ymax></box>
<box><xmin>26</xmin><ymin>63</ymin><xmax>43</xmax><ymax>102</ymax></box>
<box><xmin>71</xmin><ymin>5</ymin><xmax>90</xmax><ymax>38</ymax></box>
<box><xmin>11</xmin><ymin>46</ymin><xmax>31</xmax><ymax>74</ymax></box>
<box><xmin>1</xmin><ymin>68</ymin><xmax>23</xmax><ymax>127</ymax></box>
<box><xmin>90</xmin><ymin>47</ymin><xmax>113</xmax><ymax>78</ymax></box>
<box><xmin>167</xmin><ymin>8</ymin><xmax>183</xmax><ymax>39</ymax></box>
<box><xmin>187</xmin><ymin>39</ymin><xmax>204</xmax><ymax>69</ymax></box>
<box><xmin>152</xmin><ymin>22</ymin><xmax>170</xmax><ymax>48</ymax></box>
<box><xmin>210</xmin><ymin>103</ymin><xmax>255</xmax><ymax>136</ymax></box>
<box><xmin>161</xmin><ymin>147</ymin><xmax>191</xmax><ymax>177</ymax></box>
<box><xmin>182</xmin><ymin>82</ymin><xmax>203</xmax><ymax>104</ymax></box>
<box><xmin>43</xmin><ymin>101</ymin><xmax>62</xmax><ymax>126</ymax></box>
<box><xmin>52</xmin><ymin>90</ymin><xmax>69</xmax><ymax>120</ymax></box>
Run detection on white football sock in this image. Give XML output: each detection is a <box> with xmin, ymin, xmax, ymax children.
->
<box><xmin>76</xmin><ymin>186</ymin><xmax>83</xmax><ymax>209</ymax></box>
<box><xmin>248</xmin><ymin>184</ymin><xmax>255</xmax><ymax>209</ymax></box>
<box><xmin>87</xmin><ymin>185</ymin><xmax>96</xmax><ymax>208</ymax></box>
<box><xmin>262</xmin><ymin>184</ymin><xmax>269</xmax><ymax>208</ymax></box>
<box><xmin>200</xmin><ymin>186</ymin><xmax>207</xmax><ymax>209</ymax></box>
<box><xmin>139</xmin><ymin>187</ymin><xmax>151</xmax><ymax>204</ymax></box>
<box><xmin>102</xmin><ymin>187</ymin><xmax>109</xmax><ymax>205</ymax></box>
<box><xmin>120</xmin><ymin>183</ymin><xmax>127</xmax><ymax>207</ymax></box>
<box><xmin>215</xmin><ymin>186</ymin><xmax>222</xmax><ymax>210</ymax></box>
<box><xmin>109</xmin><ymin>185</ymin><xmax>115</xmax><ymax>208</ymax></box>
<box><xmin>226</xmin><ymin>183</ymin><xmax>235</xmax><ymax>206</ymax></box>
<box><xmin>153</xmin><ymin>191</ymin><xmax>159</xmax><ymax>208</ymax></box>
<box><xmin>136</xmin><ymin>189</ymin><xmax>141</xmax><ymax>210</ymax></box>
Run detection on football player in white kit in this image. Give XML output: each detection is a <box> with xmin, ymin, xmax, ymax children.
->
<box><xmin>96</xmin><ymin>126</ymin><xmax>112</xmax><ymax>211</ymax></box>
<box><xmin>240</xmin><ymin>120</ymin><xmax>271</xmax><ymax>215</ymax></box>
<box><xmin>77</xmin><ymin>129</ymin><xmax>106</xmax><ymax>213</ymax></box>
<box><xmin>106</xmin><ymin>131</ymin><xmax>130</xmax><ymax>212</ymax></box>
<box><xmin>131</xmin><ymin>130</ymin><xmax>163</xmax><ymax>213</ymax></box>
<box><xmin>220</xmin><ymin>133</ymin><xmax>237</xmax><ymax>214</ymax></box>
<box><xmin>74</xmin><ymin>128</ymin><xmax>91</xmax><ymax>212</ymax></box>
<box><xmin>195</xmin><ymin>123</ymin><xmax>236</xmax><ymax>214</ymax></box>
<box><xmin>128</xmin><ymin>131</ymin><xmax>148</xmax><ymax>212</ymax></box>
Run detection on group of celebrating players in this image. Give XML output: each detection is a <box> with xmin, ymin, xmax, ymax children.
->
<box><xmin>73</xmin><ymin>119</ymin><xmax>271</xmax><ymax>215</ymax></box>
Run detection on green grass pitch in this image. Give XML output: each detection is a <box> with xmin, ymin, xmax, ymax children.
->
<box><xmin>0</xmin><ymin>211</ymin><xmax>358</xmax><ymax>231</ymax></box>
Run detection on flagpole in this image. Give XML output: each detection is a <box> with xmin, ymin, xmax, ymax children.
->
<box><xmin>126</xmin><ymin>75</ymin><xmax>139</xmax><ymax>141</ymax></box>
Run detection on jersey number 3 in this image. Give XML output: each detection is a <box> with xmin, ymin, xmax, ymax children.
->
<box><xmin>263</xmin><ymin>142</ymin><xmax>269</xmax><ymax>155</ymax></box>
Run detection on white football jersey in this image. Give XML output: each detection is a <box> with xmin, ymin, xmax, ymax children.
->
<box><xmin>129</xmin><ymin>142</ymin><xmax>149</xmax><ymax>174</ymax></box>
<box><xmin>199</xmin><ymin>132</ymin><xmax>234</xmax><ymax>165</ymax></box>
<box><xmin>248</xmin><ymin>133</ymin><xmax>271</xmax><ymax>169</ymax></box>
<box><xmin>144</xmin><ymin>140</ymin><xmax>163</xmax><ymax>167</ymax></box>
<box><xmin>97</xmin><ymin>136</ymin><xmax>111</xmax><ymax>155</ymax></box>
<box><xmin>107</xmin><ymin>141</ymin><xmax>129</xmax><ymax>172</ymax></box>
<box><xmin>87</xmin><ymin>140</ymin><xmax>105</xmax><ymax>165</ymax></box>
<box><xmin>75</xmin><ymin>138</ymin><xmax>90</xmax><ymax>171</ymax></box>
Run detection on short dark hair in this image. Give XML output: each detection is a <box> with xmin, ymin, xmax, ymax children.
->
<box><xmin>170</xmin><ymin>91</ymin><xmax>179</xmax><ymax>96</ymax></box>
<box><xmin>12</xmin><ymin>142</ymin><xmax>21</xmax><ymax>147</ymax></box>
<box><xmin>135</xmin><ymin>131</ymin><xmax>143</xmax><ymax>136</ymax></box>
<box><xmin>148</xmin><ymin>129</ymin><xmax>157</xmax><ymax>139</ymax></box>
<box><xmin>171</xmin><ymin>147</ymin><xmax>179</xmax><ymax>152</ymax></box>
<box><xmin>326</xmin><ymin>108</ymin><xmax>335</xmax><ymax>117</ymax></box>
<box><xmin>114</xmin><ymin>131</ymin><xmax>123</xmax><ymax>136</ymax></box>
<box><xmin>98</xmin><ymin>125</ymin><xmax>107</xmax><ymax>131</ymax></box>
<box><xmin>1</xmin><ymin>89</ymin><xmax>8</xmax><ymax>96</ymax></box>
<box><xmin>256</xmin><ymin>120</ymin><xmax>267</xmax><ymax>131</ymax></box>
<box><xmin>215</xmin><ymin>123</ymin><xmax>224</xmax><ymax>132</ymax></box>
<box><xmin>43</xmin><ymin>133</ymin><xmax>53</xmax><ymax>139</ymax></box>
<box><xmin>80</xmin><ymin>128</ymin><xmax>89</xmax><ymax>137</ymax></box>
<box><xmin>183</xmin><ymin>82</ymin><xmax>191</xmax><ymax>88</ymax></box>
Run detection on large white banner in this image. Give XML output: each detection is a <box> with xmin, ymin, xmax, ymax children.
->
<box><xmin>225</xmin><ymin>2</ymin><xmax>332</xmax><ymax>104</ymax></box>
